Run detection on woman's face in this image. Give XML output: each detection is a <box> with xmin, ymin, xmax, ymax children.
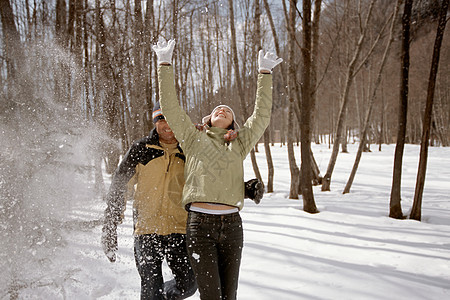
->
<box><xmin>211</xmin><ymin>106</ymin><xmax>233</xmax><ymax>129</ymax></box>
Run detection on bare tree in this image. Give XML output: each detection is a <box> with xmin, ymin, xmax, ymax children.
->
<box><xmin>410</xmin><ymin>0</ymin><xmax>449</xmax><ymax>221</ymax></box>
<box><xmin>389</xmin><ymin>0</ymin><xmax>414</xmax><ymax>219</ymax></box>
<box><xmin>143</xmin><ymin>0</ymin><xmax>156</xmax><ymax>135</ymax></box>
<box><xmin>299</xmin><ymin>0</ymin><xmax>318</xmax><ymax>213</ymax></box>
<box><xmin>94</xmin><ymin>0</ymin><xmax>120</xmax><ymax>175</ymax></box>
<box><xmin>228</xmin><ymin>0</ymin><xmax>263</xmax><ymax>183</ymax></box>
<box><xmin>321</xmin><ymin>0</ymin><xmax>378</xmax><ymax>192</ymax></box>
<box><xmin>343</xmin><ymin>0</ymin><xmax>400</xmax><ymax>194</ymax></box>
<box><xmin>310</xmin><ymin>0</ymin><xmax>322</xmax><ymax>144</ymax></box>
<box><xmin>286</xmin><ymin>0</ymin><xmax>300</xmax><ymax>199</ymax></box>
<box><xmin>130</xmin><ymin>0</ymin><xmax>146</xmax><ymax>142</ymax></box>
<box><xmin>229</xmin><ymin>0</ymin><xmax>248</xmax><ymax>116</ymax></box>
<box><xmin>261</xmin><ymin>0</ymin><xmax>278</xmax><ymax>192</ymax></box>
<box><xmin>251</xmin><ymin>0</ymin><xmax>274</xmax><ymax>192</ymax></box>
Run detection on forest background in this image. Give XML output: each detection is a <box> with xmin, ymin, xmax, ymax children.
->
<box><xmin>0</xmin><ymin>0</ymin><xmax>448</xmax><ymax>298</ymax></box>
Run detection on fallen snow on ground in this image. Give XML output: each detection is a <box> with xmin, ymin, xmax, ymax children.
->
<box><xmin>16</xmin><ymin>143</ymin><xmax>450</xmax><ymax>299</ymax></box>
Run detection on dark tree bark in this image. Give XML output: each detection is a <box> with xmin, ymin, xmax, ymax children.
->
<box><xmin>390</xmin><ymin>0</ymin><xmax>414</xmax><ymax>219</ymax></box>
<box><xmin>143</xmin><ymin>0</ymin><xmax>155</xmax><ymax>134</ymax></box>
<box><xmin>0</xmin><ymin>0</ymin><xmax>24</xmax><ymax>80</ymax></box>
<box><xmin>130</xmin><ymin>0</ymin><xmax>146</xmax><ymax>142</ymax></box>
<box><xmin>410</xmin><ymin>0</ymin><xmax>449</xmax><ymax>221</ymax></box>
<box><xmin>299</xmin><ymin>0</ymin><xmax>318</xmax><ymax>213</ymax></box>
<box><xmin>55</xmin><ymin>0</ymin><xmax>67</xmax><ymax>45</ymax></box>
<box><xmin>287</xmin><ymin>0</ymin><xmax>300</xmax><ymax>199</ymax></box>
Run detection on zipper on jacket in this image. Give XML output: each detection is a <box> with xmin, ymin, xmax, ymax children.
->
<box><xmin>165</xmin><ymin>151</ymin><xmax>171</xmax><ymax>173</ymax></box>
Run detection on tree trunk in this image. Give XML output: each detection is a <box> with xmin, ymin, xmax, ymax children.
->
<box><xmin>344</xmin><ymin>0</ymin><xmax>400</xmax><ymax>194</ymax></box>
<box><xmin>286</xmin><ymin>0</ymin><xmax>300</xmax><ymax>199</ymax></box>
<box><xmin>299</xmin><ymin>0</ymin><xmax>318</xmax><ymax>213</ymax></box>
<box><xmin>143</xmin><ymin>0</ymin><xmax>155</xmax><ymax>134</ymax></box>
<box><xmin>288</xmin><ymin>102</ymin><xmax>300</xmax><ymax>199</ymax></box>
<box><xmin>130</xmin><ymin>0</ymin><xmax>145</xmax><ymax>142</ymax></box>
<box><xmin>229</xmin><ymin>0</ymin><xmax>263</xmax><ymax>183</ymax></box>
<box><xmin>263</xmin><ymin>0</ymin><xmax>290</xmax><ymax>156</ymax></box>
<box><xmin>264</xmin><ymin>129</ymin><xmax>274</xmax><ymax>192</ymax></box>
<box><xmin>321</xmin><ymin>0</ymin><xmax>377</xmax><ymax>192</ymax></box>
<box><xmin>390</xmin><ymin>0</ymin><xmax>414</xmax><ymax>219</ymax></box>
<box><xmin>311</xmin><ymin>0</ymin><xmax>322</xmax><ymax>145</ymax></box>
<box><xmin>378</xmin><ymin>85</ymin><xmax>385</xmax><ymax>151</ymax></box>
<box><xmin>95</xmin><ymin>0</ymin><xmax>120</xmax><ymax>174</ymax></box>
<box><xmin>253</xmin><ymin>0</ymin><xmax>274</xmax><ymax>192</ymax></box>
<box><xmin>410</xmin><ymin>0</ymin><xmax>449</xmax><ymax>221</ymax></box>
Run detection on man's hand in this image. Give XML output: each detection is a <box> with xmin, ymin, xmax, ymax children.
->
<box><xmin>152</xmin><ymin>38</ymin><xmax>176</xmax><ymax>65</ymax></box>
<box><xmin>101</xmin><ymin>220</ymin><xmax>118</xmax><ymax>262</ymax></box>
<box><xmin>245</xmin><ymin>178</ymin><xmax>264</xmax><ymax>204</ymax></box>
<box><xmin>258</xmin><ymin>50</ymin><xmax>283</xmax><ymax>74</ymax></box>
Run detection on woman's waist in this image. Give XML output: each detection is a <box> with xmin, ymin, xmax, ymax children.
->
<box><xmin>189</xmin><ymin>202</ymin><xmax>239</xmax><ymax>215</ymax></box>
<box><xmin>182</xmin><ymin>190</ymin><xmax>245</xmax><ymax>211</ymax></box>
<box><xmin>190</xmin><ymin>202</ymin><xmax>237</xmax><ymax>210</ymax></box>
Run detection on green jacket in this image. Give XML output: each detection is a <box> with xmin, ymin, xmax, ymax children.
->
<box><xmin>158</xmin><ymin>65</ymin><xmax>272</xmax><ymax>210</ymax></box>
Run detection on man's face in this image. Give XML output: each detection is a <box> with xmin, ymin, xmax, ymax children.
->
<box><xmin>155</xmin><ymin>119</ymin><xmax>177</xmax><ymax>144</ymax></box>
<box><xmin>211</xmin><ymin>106</ymin><xmax>233</xmax><ymax>129</ymax></box>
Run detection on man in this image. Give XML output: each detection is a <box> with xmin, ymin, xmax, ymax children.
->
<box><xmin>101</xmin><ymin>102</ymin><xmax>197</xmax><ymax>300</ymax></box>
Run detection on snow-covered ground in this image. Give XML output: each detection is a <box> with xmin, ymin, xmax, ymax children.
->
<box><xmin>16</xmin><ymin>143</ymin><xmax>450</xmax><ymax>299</ymax></box>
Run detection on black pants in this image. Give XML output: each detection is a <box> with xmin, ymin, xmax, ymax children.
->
<box><xmin>186</xmin><ymin>211</ymin><xmax>243</xmax><ymax>300</ymax></box>
<box><xmin>134</xmin><ymin>233</ymin><xmax>197</xmax><ymax>300</ymax></box>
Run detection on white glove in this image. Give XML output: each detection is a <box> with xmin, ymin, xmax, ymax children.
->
<box><xmin>152</xmin><ymin>38</ymin><xmax>176</xmax><ymax>65</ymax></box>
<box><xmin>258</xmin><ymin>50</ymin><xmax>283</xmax><ymax>73</ymax></box>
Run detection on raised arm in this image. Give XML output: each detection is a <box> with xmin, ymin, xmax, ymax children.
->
<box><xmin>152</xmin><ymin>39</ymin><xmax>197</xmax><ymax>148</ymax></box>
<box><xmin>238</xmin><ymin>50</ymin><xmax>283</xmax><ymax>155</ymax></box>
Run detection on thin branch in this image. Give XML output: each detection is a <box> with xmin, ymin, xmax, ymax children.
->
<box><xmin>354</xmin><ymin>7</ymin><xmax>394</xmax><ymax>75</ymax></box>
<box><xmin>296</xmin><ymin>2</ymin><xmax>303</xmax><ymax>21</ymax></box>
<box><xmin>313</xmin><ymin>3</ymin><xmax>348</xmax><ymax>95</ymax></box>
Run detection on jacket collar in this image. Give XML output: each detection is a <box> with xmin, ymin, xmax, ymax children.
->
<box><xmin>207</xmin><ymin>126</ymin><xmax>228</xmax><ymax>143</ymax></box>
<box><xmin>148</xmin><ymin>127</ymin><xmax>183</xmax><ymax>154</ymax></box>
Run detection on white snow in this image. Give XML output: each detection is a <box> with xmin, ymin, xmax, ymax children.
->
<box><xmin>15</xmin><ymin>143</ymin><xmax>450</xmax><ymax>299</ymax></box>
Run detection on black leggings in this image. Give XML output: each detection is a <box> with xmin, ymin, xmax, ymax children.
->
<box><xmin>134</xmin><ymin>233</ymin><xmax>197</xmax><ymax>300</ymax></box>
<box><xmin>186</xmin><ymin>211</ymin><xmax>243</xmax><ymax>300</ymax></box>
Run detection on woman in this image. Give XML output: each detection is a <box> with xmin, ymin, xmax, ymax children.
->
<box><xmin>153</xmin><ymin>39</ymin><xmax>282</xmax><ymax>300</ymax></box>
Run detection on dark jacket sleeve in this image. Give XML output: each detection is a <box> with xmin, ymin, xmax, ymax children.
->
<box><xmin>104</xmin><ymin>142</ymin><xmax>143</xmax><ymax>224</ymax></box>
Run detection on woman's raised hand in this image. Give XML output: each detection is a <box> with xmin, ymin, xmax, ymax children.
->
<box><xmin>152</xmin><ymin>38</ymin><xmax>176</xmax><ymax>65</ymax></box>
<box><xmin>258</xmin><ymin>50</ymin><xmax>283</xmax><ymax>74</ymax></box>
